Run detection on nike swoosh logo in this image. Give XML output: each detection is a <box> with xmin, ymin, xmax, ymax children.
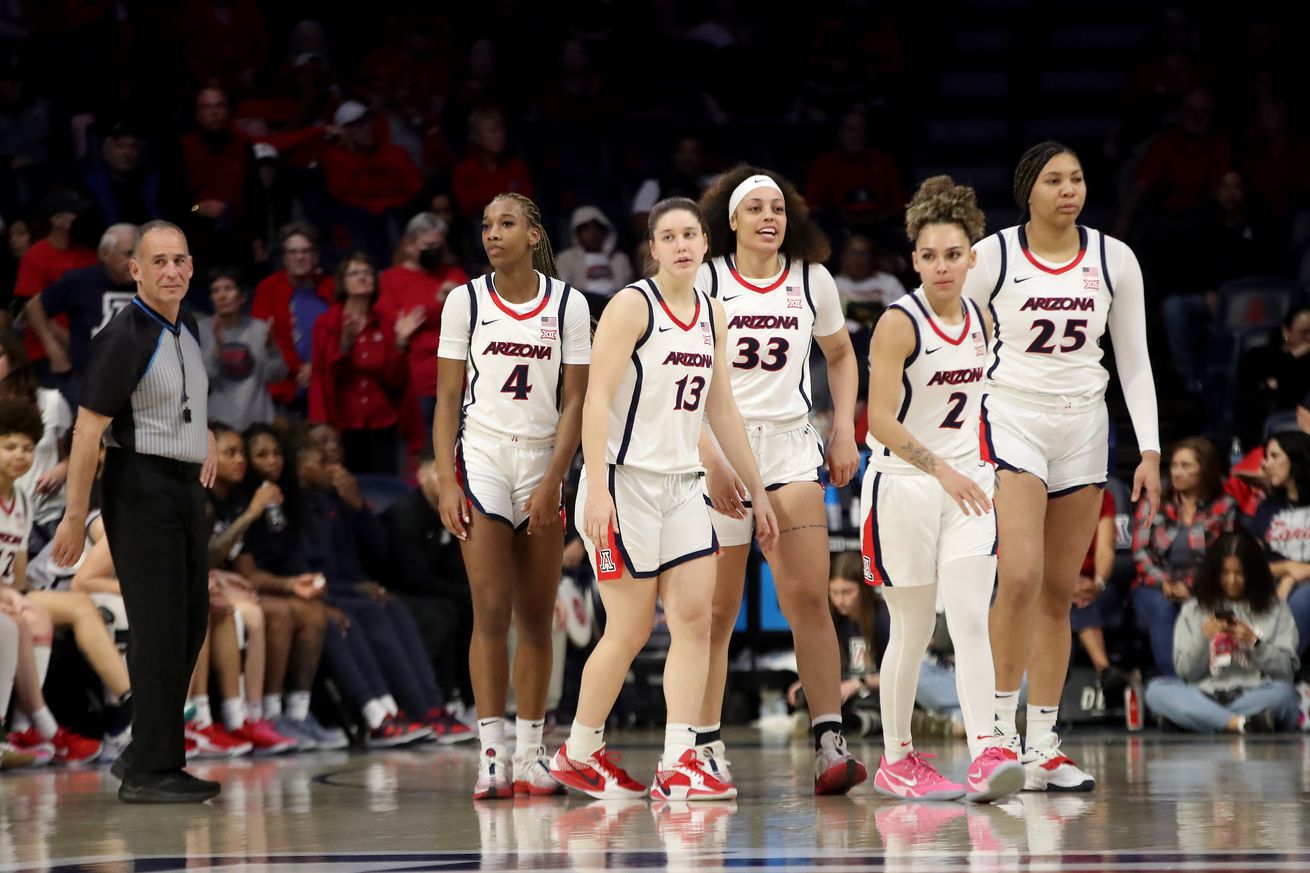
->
<box><xmin>884</xmin><ymin>770</ymin><xmax>918</xmax><ymax>787</ymax></box>
<box><xmin>658</xmin><ymin>326</ymin><xmax>673</xmax><ymax>332</ymax></box>
<box><xmin>569</xmin><ymin>761</ymin><xmax>604</xmax><ymax>790</ymax></box>
<box><xmin>1038</xmin><ymin>708</ymin><xmax>1059</xmax><ymax>714</ymax></box>
<box><xmin>925</xmin><ymin>347</ymin><xmax>940</xmax><ymax>355</ymax></box>
<box><xmin>723</xmin><ymin>295</ymin><xmax>742</xmax><ymax>302</ymax></box>
<box><xmin>1012</xmin><ymin>276</ymin><xmax>1032</xmax><ymax>284</ymax></box>
<box><xmin>480</xmin><ymin>319</ymin><xmax>501</xmax><ymax>326</ymax></box>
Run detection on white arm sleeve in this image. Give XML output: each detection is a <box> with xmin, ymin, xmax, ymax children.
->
<box><xmin>437</xmin><ymin>285</ymin><xmax>472</xmax><ymax>360</ymax></box>
<box><xmin>1105</xmin><ymin>237</ymin><xmax>1160</xmax><ymax>454</ymax></box>
<box><xmin>562</xmin><ymin>289</ymin><xmax>593</xmax><ymax>365</ymax></box>
<box><xmin>963</xmin><ymin>234</ymin><xmax>1002</xmax><ymax>312</ymax></box>
<box><xmin>809</xmin><ymin>263</ymin><xmax>846</xmax><ymax>337</ymax></box>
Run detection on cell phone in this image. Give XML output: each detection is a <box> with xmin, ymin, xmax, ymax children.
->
<box><xmin>1213</xmin><ymin>607</ymin><xmax>1235</xmax><ymax>622</ymax></box>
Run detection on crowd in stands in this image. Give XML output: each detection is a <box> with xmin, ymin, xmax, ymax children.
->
<box><xmin>2</xmin><ymin>3</ymin><xmax>1310</xmax><ymax>768</ymax></box>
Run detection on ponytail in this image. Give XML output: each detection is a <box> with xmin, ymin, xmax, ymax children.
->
<box><xmin>490</xmin><ymin>192</ymin><xmax>558</xmax><ymax>279</ymax></box>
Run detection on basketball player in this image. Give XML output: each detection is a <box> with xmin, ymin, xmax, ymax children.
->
<box><xmin>965</xmin><ymin>142</ymin><xmax>1160</xmax><ymax>791</ymax></box>
<box><xmin>694</xmin><ymin>166</ymin><xmax>865</xmax><ymax>794</ymax></box>
<box><xmin>434</xmin><ymin>193</ymin><xmax>591</xmax><ymax>799</ymax></box>
<box><xmin>863</xmin><ymin>176</ymin><xmax>1023</xmax><ymax>802</ymax></box>
<box><xmin>548</xmin><ymin>198</ymin><xmax>778</xmax><ymax>800</ymax></box>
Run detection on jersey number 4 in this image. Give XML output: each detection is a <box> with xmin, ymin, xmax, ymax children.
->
<box><xmin>500</xmin><ymin>364</ymin><xmax>532</xmax><ymax>400</ymax></box>
<box><xmin>1026</xmin><ymin>319</ymin><xmax>1088</xmax><ymax>355</ymax></box>
<box><xmin>733</xmin><ymin>336</ymin><xmax>789</xmax><ymax>371</ymax></box>
<box><xmin>674</xmin><ymin>375</ymin><xmax>706</xmax><ymax>411</ymax></box>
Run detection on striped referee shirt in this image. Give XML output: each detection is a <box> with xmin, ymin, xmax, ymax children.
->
<box><xmin>82</xmin><ymin>297</ymin><xmax>209</xmax><ymax>463</ymax></box>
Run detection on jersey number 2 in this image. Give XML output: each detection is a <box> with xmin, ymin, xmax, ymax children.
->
<box><xmin>940</xmin><ymin>392</ymin><xmax>968</xmax><ymax>429</ymax></box>
<box><xmin>674</xmin><ymin>375</ymin><xmax>706</xmax><ymax>411</ymax></box>
<box><xmin>500</xmin><ymin>364</ymin><xmax>532</xmax><ymax>400</ymax></box>
<box><xmin>1026</xmin><ymin>319</ymin><xmax>1088</xmax><ymax>355</ymax></box>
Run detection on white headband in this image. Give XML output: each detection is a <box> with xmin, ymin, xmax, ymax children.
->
<box><xmin>728</xmin><ymin>174</ymin><xmax>784</xmax><ymax>217</ymax></box>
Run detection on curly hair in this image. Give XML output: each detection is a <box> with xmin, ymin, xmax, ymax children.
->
<box><xmin>904</xmin><ymin>176</ymin><xmax>986</xmax><ymax>245</ymax></box>
<box><xmin>0</xmin><ymin>395</ymin><xmax>44</xmax><ymax>446</ymax></box>
<box><xmin>0</xmin><ymin>332</ymin><xmax>40</xmax><ymax>405</ymax></box>
<box><xmin>698</xmin><ymin>164</ymin><xmax>831</xmax><ymax>262</ymax></box>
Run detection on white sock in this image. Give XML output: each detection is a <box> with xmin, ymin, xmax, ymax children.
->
<box><xmin>994</xmin><ymin>690</ymin><xmax>1020</xmax><ymax>738</ymax></box>
<box><xmin>31</xmin><ymin>706</ymin><xmax>58</xmax><ymax>740</ymax></box>
<box><xmin>34</xmin><ymin>643</ymin><xmax>51</xmax><ymax>687</ymax></box>
<box><xmin>222</xmin><ymin>698</ymin><xmax>246</xmax><ymax>731</ymax></box>
<box><xmin>285</xmin><ymin>691</ymin><xmax>312</xmax><ymax>722</ymax></box>
<box><xmin>566</xmin><ymin>721</ymin><xmax>605</xmax><ymax>760</ymax></box>
<box><xmin>940</xmin><ymin>556</ymin><xmax>1000</xmax><ymax>760</ymax></box>
<box><xmin>694</xmin><ymin>722</ymin><xmax>721</xmax><ymax>746</ymax></box>
<box><xmin>381</xmin><ymin>695</ymin><xmax>399</xmax><ymax>716</ymax></box>
<box><xmin>662</xmin><ymin>722</ymin><xmax>696</xmax><ymax>764</ymax></box>
<box><xmin>263</xmin><ymin>694</ymin><xmax>282</xmax><ymax>721</ymax></box>
<box><xmin>880</xmin><ymin>585</ymin><xmax>937</xmax><ymax>763</ymax></box>
<box><xmin>515</xmin><ymin>717</ymin><xmax>544</xmax><ymax>756</ymax></box>
<box><xmin>478</xmin><ymin>717</ymin><xmax>506</xmax><ymax>754</ymax></box>
<box><xmin>9</xmin><ymin>711</ymin><xmax>30</xmax><ymax>732</ymax></box>
<box><xmin>247</xmin><ymin>698</ymin><xmax>263</xmax><ymax>721</ymax></box>
<box><xmin>362</xmin><ymin>698</ymin><xmax>389</xmax><ymax>730</ymax></box>
<box><xmin>190</xmin><ymin>695</ymin><xmax>214</xmax><ymax>729</ymax></box>
<box><xmin>1026</xmin><ymin>704</ymin><xmax>1059</xmax><ymax>748</ymax></box>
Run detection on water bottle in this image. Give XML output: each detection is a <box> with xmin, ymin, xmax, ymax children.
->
<box><xmin>1229</xmin><ymin>437</ymin><xmax>1244</xmax><ymax>473</ymax></box>
<box><xmin>265</xmin><ymin>501</ymin><xmax>287</xmax><ymax>533</ymax></box>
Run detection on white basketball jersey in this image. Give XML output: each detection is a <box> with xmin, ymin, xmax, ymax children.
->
<box><xmin>0</xmin><ymin>489</ymin><xmax>31</xmax><ymax>587</ymax></box>
<box><xmin>607</xmin><ymin>280</ymin><xmax>716</xmax><ymax>476</ymax></box>
<box><xmin>27</xmin><ymin>510</ymin><xmax>100</xmax><ymax>591</ymax></box>
<box><xmin>978</xmin><ymin>226</ymin><xmax>1115</xmax><ymax>401</ymax></box>
<box><xmin>448</xmin><ymin>273</ymin><xmax>589</xmax><ymax>442</ymax></box>
<box><xmin>868</xmin><ymin>290</ymin><xmax>989</xmax><ymax>473</ymax></box>
<box><xmin>699</xmin><ymin>255</ymin><xmax>843</xmax><ymax>422</ymax></box>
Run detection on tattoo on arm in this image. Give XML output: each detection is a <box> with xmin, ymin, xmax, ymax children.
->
<box><xmin>901</xmin><ymin>441</ymin><xmax>937</xmax><ymax>475</ymax></box>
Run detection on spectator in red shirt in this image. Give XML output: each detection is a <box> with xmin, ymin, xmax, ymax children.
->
<box><xmin>804</xmin><ymin>108</ymin><xmax>906</xmax><ymax>234</ymax></box>
<box><xmin>309</xmin><ymin>253</ymin><xmax>424</xmax><ymax>475</ymax></box>
<box><xmin>12</xmin><ymin>192</ymin><xmax>98</xmax><ymax>374</ymax></box>
<box><xmin>170</xmin><ymin>86</ymin><xmax>260</xmax><ymax>297</ymax></box>
<box><xmin>451</xmin><ymin>106</ymin><xmax>534</xmax><ymax>219</ymax></box>
<box><xmin>252</xmin><ymin>222</ymin><xmax>335</xmax><ymax>408</ymax></box>
<box><xmin>377</xmin><ymin>212</ymin><xmax>469</xmax><ymax>431</ymax></box>
<box><xmin>320</xmin><ymin>100</ymin><xmax>424</xmax><ymax>266</ymax></box>
<box><xmin>1116</xmin><ymin>87</ymin><xmax>1231</xmax><ymax>239</ymax></box>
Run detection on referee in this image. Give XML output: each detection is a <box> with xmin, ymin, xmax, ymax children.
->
<box><xmin>52</xmin><ymin>220</ymin><xmax>220</xmax><ymax>803</ymax></box>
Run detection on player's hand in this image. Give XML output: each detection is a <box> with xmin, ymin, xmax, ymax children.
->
<box><xmin>750</xmin><ymin>490</ymin><xmax>779</xmax><ymax>553</ymax></box>
<box><xmin>583</xmin><ymin>487</ymin><xmax>618</xmax><ymax>550</ymax></box>
<box><xmin>1073</xmin><ymin>575</ymin><xmax>1099</xmax><ymax>609</ymax></box>
<box><xmin>200</xmin><ymin>430</ymin><xmax>218</xmax><ymax>488</ymax></box>
<box><xmin>290</xmin><ymin>573</ymin><xmax>325</xmax><ymax>600</ymax></box>
<box><xmin>706</xmin><ymin>460</ymin><xmax>748</xmax><ymax>519</ymax></box>
<box><xmin>1132</xmin><ymin>451</ymin><xmax>1161</xmax><ymax>517</ymax></box>
<box><xmin>826</xmin><ymin>429</ymin><xmax>860</xmax><ymax>489</ymax></box>
<box><xmin>522</xmin><ymin>476</ymin><xmax>562</xmax><ymax>535</ymax></box>
<box><xmin>438</xmin><ymin>478</ymin><xmax>470</xmax><ymax>541</ymax></box>
<box><xmin>51</xmin><ymin>512</ymin><xmax>88</xmax><ymax>567</ymax></box>
<box><xmin>935</xmin><ymin>465</ymin><xmax>992</xmax><ymax>516</ymax></box>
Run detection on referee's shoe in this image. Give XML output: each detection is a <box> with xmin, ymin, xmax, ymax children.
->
<box><xmin>112</xmin><ymin>746</ymin><xmax>221</xmax><ymax>803</ymax></box>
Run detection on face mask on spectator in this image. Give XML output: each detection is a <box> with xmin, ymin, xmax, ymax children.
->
<box><xmin>418</xmin><ymin>247</ymin><xmax>443</xmax><ymax>272</ymax></box>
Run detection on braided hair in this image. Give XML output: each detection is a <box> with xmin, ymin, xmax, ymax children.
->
<box><xmin>489</xmin><ymin>192</ymin><xmax>559</xmax><ymax>279</ymax></box>
<box><xmin>1012</xmin><ymin>141</ymin><xmax>1078</xmax><ymax>219</ymax></box>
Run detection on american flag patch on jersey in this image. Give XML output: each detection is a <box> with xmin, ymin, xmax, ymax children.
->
<box><xmin>1082</xmin><ymin>265</ymin><xmax>1101</xmax><ymax>290</ymax></box>
<box><xmin>972</xmin><ymin>330</ymin><xmax>985</xmax><ymax>357</ymax></box>
<box><xmin>701</xmin><ymin>319</ymin><xmax>712</xmax><ymax>345</ymax></box>
<box><xmin>786</xmin><ymin>285</ymin><xmax>803</xmax><ymax>309</ymax></box>
<box><xmin>540</xmin><ymin>315</ymin><xmax>557</xmax><ymax>340</ymax></box>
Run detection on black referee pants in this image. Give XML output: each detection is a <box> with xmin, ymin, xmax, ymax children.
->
<box><xmin>102</xmin><ymin>449</ymin><xmax>210</xmax><ymax>774</ymax></box>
